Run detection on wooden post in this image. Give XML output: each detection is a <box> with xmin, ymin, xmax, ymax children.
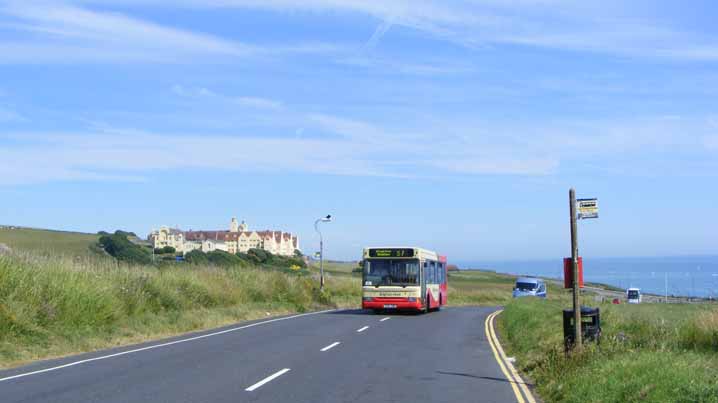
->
<box><xmin>569</xmin><ymin>188</ymin><xmax>582</xmax><ymax>349</ymax></box>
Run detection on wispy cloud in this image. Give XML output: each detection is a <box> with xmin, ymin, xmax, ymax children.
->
<box><xmin>0</xmin><ymin>2</ymin><xmax>253</xmax><ymax>63</ymax></box>
<box><xmin>110</xmin><ymin>0</ymin><xmax>718</xmax><ymax>61</ymax></box>
<box><xmin>4</xmin><ymin>112</ymin><xmax>716</xmax><ymax>185</ymax></box>
<box><xmin>171</xmin><ymin>85</ymin><xmax>283</xmax><ymax>110</ymax></box>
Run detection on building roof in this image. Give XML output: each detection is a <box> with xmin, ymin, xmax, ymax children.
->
<box><xmin>184</xmin><ymin>229</ymin><xmax>296</xmax><ymax>243</ymax></box>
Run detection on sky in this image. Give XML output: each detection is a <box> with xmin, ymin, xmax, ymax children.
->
<box><xmin>0</xmin><ymin>0</ymin><xmax>716</xmax><ymax>262</ymax></box>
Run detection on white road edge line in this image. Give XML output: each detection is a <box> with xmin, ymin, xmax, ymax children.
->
<box><xmin>380</xmin><ymin>317</ymin><xmax>390</xmax><ymax>322</ymax></box>
<box><xmin>320</xmin><ymin>342</ymin><xmax>341</xmax><ymax>352</ymax></box>
<box><xmin>357</xmin><ymin>326</ymin><xmax>369</xmax><ymax>332</ymax></box>
<box><xmin>245</xmin><ymin>368</ymin><xmax>291</xmax><ymax>392</ymax></box>
<box><xmin>0</xmin><ymin>310</ymin><xmax>336</xmax><ymax>383</ymax></box>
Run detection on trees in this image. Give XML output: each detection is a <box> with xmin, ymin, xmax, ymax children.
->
<box><xmin>207</xmin><ymin>250</ymin><xmax>245</xmax><ymax>267</ymax></box>
<box><xmin>247</xmin><ymin>248</ymin><xmax>269</xmax><ymax>264</ymax></box>
<box><xmin>154</xmin><ymin>246</ymin><xmax>176</xmax><ymax>255</ymax></box>
<box><xmin>98</xmin><ymin>233</ymin><xmax>152</xmax><ymax>265</ymax></box>
<box><xmin>184</xmin><ymin>250</ymin><xmax>209</xmax><ymax>265</ymax></box>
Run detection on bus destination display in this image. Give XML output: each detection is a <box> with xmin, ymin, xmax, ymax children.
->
<box><xmin>368</xmin><ymin>248</ymin><xmax>415</xmax><ymax>258</ymax></box>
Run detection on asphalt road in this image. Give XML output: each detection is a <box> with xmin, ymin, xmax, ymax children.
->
<box><xmin>1</xmin><ymin>307</ymin><xmax>523</xmax><ymax>403</ymax></box>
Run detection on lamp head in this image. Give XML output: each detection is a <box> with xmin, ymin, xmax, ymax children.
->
<box><xmin>322</xmin><ymin>215</ymin><xmax>332</xmax><ymax>222</ymax></box>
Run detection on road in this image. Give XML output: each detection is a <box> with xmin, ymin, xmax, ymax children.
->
<box><xmin>0</xmin><ymin>307</ymin><xmax>529</xmax><ymax>403</ymax></box>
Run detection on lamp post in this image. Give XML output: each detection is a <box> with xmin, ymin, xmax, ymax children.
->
<box><xmin>314</xmin><ymin>215</ymin><xmax>332</xmax><ymax>291</ymax></box>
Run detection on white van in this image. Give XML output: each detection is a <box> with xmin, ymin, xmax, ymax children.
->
<box><xmin>627</xmin><ymin>288</ymin><xmax>641</xmax><ymax>304</ymax></box>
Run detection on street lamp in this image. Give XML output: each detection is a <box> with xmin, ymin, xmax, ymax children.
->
<box><xmin>314</xmin><ymin>215</ymin><xmax>332</xmax><ymax>290</ymax></box>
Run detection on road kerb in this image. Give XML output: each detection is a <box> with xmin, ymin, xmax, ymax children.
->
<box><xmin>486</xmin><ymin>310</ymin><xmax>537</xmax><ymax>403</ymax></box>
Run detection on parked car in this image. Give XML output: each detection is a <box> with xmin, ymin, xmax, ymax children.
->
<box><xmin>512</xmin><ymin>277</ymin><xmax>547</xmax><ymax>298</ymax></box>
<box><xmin>627</xmin><ymin>287</ymin><xmax>641</xmax><ymax>304</ymax></box>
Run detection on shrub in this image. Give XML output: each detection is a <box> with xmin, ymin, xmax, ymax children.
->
<box><xmin>184</xmin><ymin>250</ymin><xmax>209</xmax><ymax>265</ymax></box>
<box><xmin>154</xmin><ymin>246</ymin><xmax>176</xmax><ymax>255</ymax></box>
<box><xmin>98</xmin><ymin>233</ymin><xmax>152</xmax><ymax>265</ymax></box>
<box><xmin>206</xmin><ymin>250</ymin><xmax>245</xmax><ymax>267</ymax></box>
<box><xmin>248</xmin><ymin>248</ymin><xmax>269</xmax><ymax>264</ymax></box>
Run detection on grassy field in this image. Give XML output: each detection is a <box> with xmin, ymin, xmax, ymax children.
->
<box><xmin>0</xmin><ymin>227</ymin><xmax>99</xmax><ymax>257</ymax></box>
<box><xmin>0</xmin><ymin>251</ymin><xmax>360</xmax><ymax>369</ymax></box>
<box><xmin>498</xmin><ymin>292</ymin><xmax>718</xmax><ymax>402</ymax></box>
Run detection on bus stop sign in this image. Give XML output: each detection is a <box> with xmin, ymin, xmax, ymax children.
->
<box><xmin>577</xmin><ymin>198</ymin><xmax>598</xmax><ymax>219</ymax></box>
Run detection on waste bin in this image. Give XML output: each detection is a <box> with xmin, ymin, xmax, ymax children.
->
<box><xmin>563</xmin><ymin>306</ymin><xmax>601</xmax><ymax>351</ymax></box>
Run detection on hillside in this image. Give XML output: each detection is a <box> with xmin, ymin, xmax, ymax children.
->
<box><xmin>0</xmin><ymin>227</ymin><xmax>100</xmax><ymax>256</ymax></box>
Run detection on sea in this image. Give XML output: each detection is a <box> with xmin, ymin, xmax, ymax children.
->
<box><xmin>459</xmin><ymin>256</ymin><xmax>718</xmax><ymax>298</ymax></box>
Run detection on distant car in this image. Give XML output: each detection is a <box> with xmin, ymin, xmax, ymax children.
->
<box><xmin>512</xmin><ymin>277</ymin><xmax>547</xmax><ymax>298</ymax></box>
<box><xmin>627</xmin><ymin>287</ymin><xmax>641</xmax><ymax>304</ymax></box>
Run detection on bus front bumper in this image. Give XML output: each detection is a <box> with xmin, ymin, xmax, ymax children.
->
<box><xmin>362</xmin><ymin>298</ymin><xmax>423</xmax><ymax>310</ymax></box>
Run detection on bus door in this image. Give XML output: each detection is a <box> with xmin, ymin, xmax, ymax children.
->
<box><xmin>421</xmin><ymin>260</ymin><xmax>427</xmax><ymax>306</ymax></box>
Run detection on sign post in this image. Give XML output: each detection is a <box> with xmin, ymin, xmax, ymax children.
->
<box><xmin>569</xmin><ymin>189</ymin><xmax>582</xmax><ymax>350</ymax></box>
<box><xmin>568</xmin><ymin>190</ymin><xmax>598</xmax><ymax>351</ymax></box>
<box><xmin>577</xmin><ymin>198</ymin><xmax>599</xmax><ymax>220</ymax></box>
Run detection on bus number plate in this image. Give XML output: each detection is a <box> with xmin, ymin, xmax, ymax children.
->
<box><xmin>383</xmin><ymin>304</ymin><xmax>397</xmax><ymax>309</ymax></box>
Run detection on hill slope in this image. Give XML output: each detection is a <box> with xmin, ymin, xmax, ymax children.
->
<box><xmin>0</xmin><ymin>227</ymin><xmax>99</xmax><ymax>256</ymax></box>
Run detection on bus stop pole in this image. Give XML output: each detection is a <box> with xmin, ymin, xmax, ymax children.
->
<box><xmin>569</xmin><ymin>188</ymin><xmax>582</xmax><ymax>349</ymax></box>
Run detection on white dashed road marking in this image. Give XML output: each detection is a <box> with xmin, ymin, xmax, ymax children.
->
<box><xmin>320</xmin><ymin>342</ymin><xmax>341</xmax><ymax>352</ymax></box>
<box><xmin>245</xmin><ymin>368</ymin><xmax>291</xmax><ymax>392</ymax></box>
<box><xmin>0</xmin><ymin>310</ymin><xmax>335</xmax><ymax>384</ymax></box>
<box><xmin>357</xmin><ymin>326</ymin><xmax>369</xmax><ymax>333</ymax></box>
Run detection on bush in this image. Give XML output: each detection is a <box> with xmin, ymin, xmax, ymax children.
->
<box><xmin>207</xmin><ymin>250</ymin><xmax>245</xmax><ymax>267</ymax></box>
<box><xmin>248</xmin><ymin>248</ymin><xmax>269</xmax><ymax>264</ymax></box>
<box><xmin>113</xmin><ymin>230</ymin><xmax>137</xmax><ymax>238</ymax></box>
<box><xmin>184</xmin><ymin>250</ymin><xmax>209</xmax><ymax>265</ymax></box>
<box><xmin>98</xmin><ymin>233</ymin><xmax>152</xmax><ymax>265</ymax></box>
<box><xmin>154</xmin><ymin>246</ymin><xmax>176</xmax><ymax>255</ymax></box>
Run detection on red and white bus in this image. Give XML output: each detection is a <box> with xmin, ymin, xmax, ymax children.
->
<box><xmin>361</xmin><ymin>247</ymin><xmax>447</xmax><ymax>313</ymax></box>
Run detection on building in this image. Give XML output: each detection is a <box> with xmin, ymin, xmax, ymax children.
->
<box><xmin>149</xmin><ymin>218</ymin><xmax>299</xmax><ymax>257</ymax></box>
<box><xmin>149</xmin><ymin>227</ymin><xmax>184</xmax><ymax>251</ymax></box>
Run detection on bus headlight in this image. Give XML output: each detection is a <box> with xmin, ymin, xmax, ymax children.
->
<box><xmin>363</xmin><ymin>297</ymin><xmax>373</xmax><ymax>302</ymax></box>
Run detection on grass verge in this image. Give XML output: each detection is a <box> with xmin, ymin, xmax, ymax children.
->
<box><xmin>0</xmin><ymin>251</ymin><xmax>360</xmax><ymax>369</ymax></box>
<box><xmin>499</xmin><ymin>296</ymin><xmax>718</xmax><ymax>402</ymax></box>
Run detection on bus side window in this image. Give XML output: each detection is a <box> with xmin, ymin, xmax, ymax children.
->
<box><xmin>423</xmin><ymin>261</ymin><xmax>429</xmax><ymax>282</ymax></box>
<box><xmin>431</xmin><ymin>261</ymin><xmax>437</xmax><ymax>284</ymax></box>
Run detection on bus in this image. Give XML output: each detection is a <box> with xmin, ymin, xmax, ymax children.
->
<box><xmin>361</xmin><ymin>247</ymin><xmax>447</xmax><ymax>313</ymax></box>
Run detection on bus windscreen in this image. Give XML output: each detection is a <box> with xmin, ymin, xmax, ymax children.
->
<box><xmin>364</xmin><ymin>259</ymin><xmax>419</xmax><ymax>286</ymax></box>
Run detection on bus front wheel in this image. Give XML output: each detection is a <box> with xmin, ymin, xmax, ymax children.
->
<box><xmin>424</xmin><ymin>295</ymin><xmax>431</xmax><ymax>314</ymax></box>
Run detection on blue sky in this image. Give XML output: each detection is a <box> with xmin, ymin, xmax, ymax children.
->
<box><xmin>0</xmin><ymin>0</ymin><xmax>716</xmax><ymax>261</ymax></box>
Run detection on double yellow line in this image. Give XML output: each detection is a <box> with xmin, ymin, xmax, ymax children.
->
<box><xmin>484</xmin><ymin>310</ymin><xmax>536</xmax><ymax>403</ymax></box>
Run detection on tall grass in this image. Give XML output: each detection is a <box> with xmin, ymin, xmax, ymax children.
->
<box><xmin>0</xmin><ymin>251</ymin><xmax>360</xmax><ymax>368</ymax></box>
<box><xmin>499</xmin><ymin>297</ymin><xmax>718</xmax><ymax>402</ymax></box>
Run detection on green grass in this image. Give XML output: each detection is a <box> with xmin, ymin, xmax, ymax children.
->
<box><xmin>0</xmin><ymin>251</ymin><xmax>360</xmax><ymax>369</ymax></box>
<box><xmin>448</xmin><ymin>270</ymin><xmax>518</xmax><ymax>306</ymax></box>
<box><xmin>499</xmin><ymin>296</ymin><xmax>718</xmax><ymax>402</ymax></box>
<box><xmin>0</xmin><ymin>227</ymin><xmax>99</xmax><ymax>257</ymax></box>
